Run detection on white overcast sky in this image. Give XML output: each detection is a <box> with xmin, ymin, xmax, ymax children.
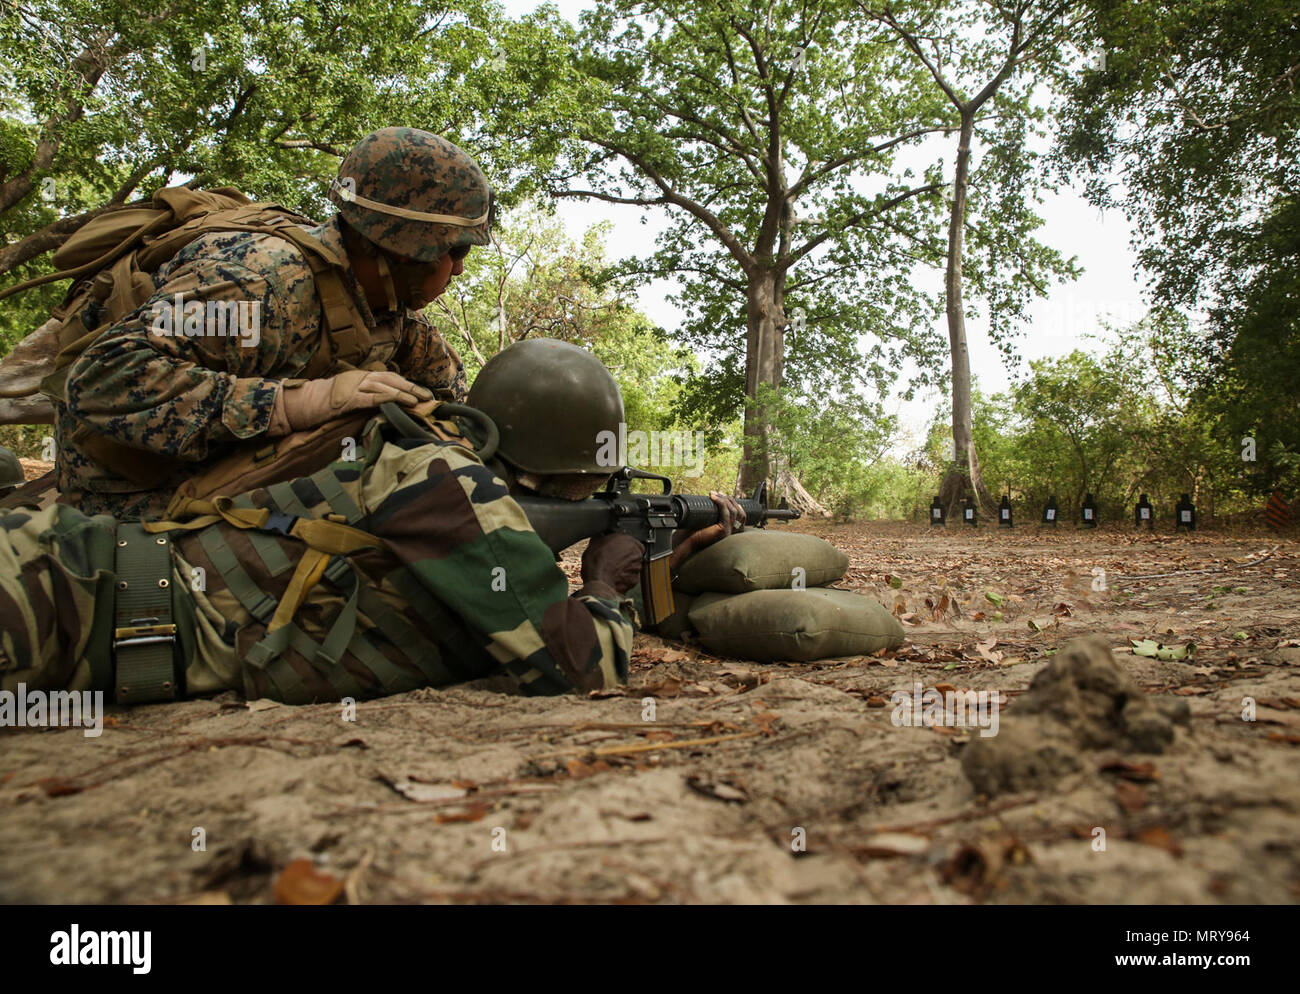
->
<box><xmin>496</xmin><ymin>0</ymin><xmax>1149</xmax><ymax>450</ymax></box>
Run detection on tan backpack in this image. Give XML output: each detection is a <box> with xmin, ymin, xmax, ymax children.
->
<box><xmin>0</xmin><ymin>186</ymin><xmax>374</xmax><ymax>485</ymax></box>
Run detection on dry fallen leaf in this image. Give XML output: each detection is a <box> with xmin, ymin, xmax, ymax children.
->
<box><xmin>35</xmin><ymin>777</ymin><xmax>82</xmax><ymax>798</ymax></box>
<box><xmin>274</xmin><ymin>859</ymin><xmax>343</xmax><ymax>905</ymax></box>
<box><xmin>1115</xmin><ymin>780</ymin><xmax>1149</xmax><ymax>812</ymax></box>
<box><xmin>433</xmin><ymin>804</ymin><xmax>490</xmax><ymax>824</ymax></box>
<box><xmin>640</xmin><ymin>677</ymin><xmax>683</xmax><ymax>698</ymax></box>
<box><xmin>1134</xmin><ymin>826</ymin><xmax>1183</xmax><ymax>856</ymax></box>
<box><xmin>566</xmin><ymin>758</ymin><xmax>612</xmax><ymax>780</ymax></box>
<box><xmin>1099</xmin><ymin>760</ymin><xmax>1160</xmax><ymax>782</ymax></box>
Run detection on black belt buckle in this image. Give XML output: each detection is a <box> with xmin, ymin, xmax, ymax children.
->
<box><xmin>264</xmin><ymin>511</ymin><xmax>298</xmax><ymax>535</ymax></box>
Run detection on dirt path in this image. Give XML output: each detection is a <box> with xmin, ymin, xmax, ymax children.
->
<box><xmin>2</xmin><ymin>521</ymin><xmax>1297</xmax><ymax>904</ymax></box>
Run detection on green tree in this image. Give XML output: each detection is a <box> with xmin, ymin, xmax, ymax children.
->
<box><xmin>1052</xmin><ymin>0</ymin><xmax>1300</xmax><ymax>493</ymax></box>
<box><xmin>0</xmin><ymin>0</ymin><xmax>580</xmax><ymax>346</ymax></box>
<box><xmin>551</xmin><ymin>0</ymin><xmax>960</xmax><ymax>506</ymax></box>
<box><xmin>864</xmin><ymin>0</ymin><xmax>1083</xmax><ymax>515</ymax></box>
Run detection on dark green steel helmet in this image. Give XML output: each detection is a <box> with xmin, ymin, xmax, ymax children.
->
<box><xmin>469</xmin><ymin>339</ymin><xmax>624</xmax><ymax>475</ymax></box>
<box><xmin>0</xmin><ymin>446</ymin><xmax>22</xmax><ymax>489</ymax></box>
<box><xmin>328</xmin><ymin>127</ymin><xmax>494</xmax><ymax>262</ymax></box>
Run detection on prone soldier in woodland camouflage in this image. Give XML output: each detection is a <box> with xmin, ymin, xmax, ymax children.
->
<box><xmin>0</xmin><ymin>341</ymin><xmax>741</xmax><ymax>705</ymax></box>
<box><xmin>54</xmin><ymin>127</ymin><xmax>493</xmax><ymax>519</ymax></box>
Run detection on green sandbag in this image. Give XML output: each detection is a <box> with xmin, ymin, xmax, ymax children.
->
<box><xmin>687</xmin><ymin>587</ymin><xmax>904</xmax><ymax>662</ymax></box>
<box><xmin>673</xmin><ymin>530</ymin><xmax>849</xmax><ymax>594</ymax></box>
<box><xmin>654</xmin><ymin>590</ymin><xmax>696</xmax><ymax>641</ymax></box>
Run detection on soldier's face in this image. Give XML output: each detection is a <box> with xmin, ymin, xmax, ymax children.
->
<box><xmin>400</xmin><ymin>247</ymin><xmax>468</xmax><ymax>309</ymax></box>
<box><xmin>410</xmin><ymin>254</ymin><xmax>462</xmax><ymax>307</ymax></box>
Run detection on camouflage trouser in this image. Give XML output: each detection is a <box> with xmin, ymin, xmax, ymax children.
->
<box><xmin>0</xmin><ymin>505</ymin><xmax>248</xmax><ymax>701</ymax></box>
<box><xmin>0</xmin><ymin>504</ymin><xmax>507</xmax><ymax>705</ymax></box>
<box><xmin>0</xmin><ymin>504</ymin><xmax>119</xmax><ymax>694</ymax></box>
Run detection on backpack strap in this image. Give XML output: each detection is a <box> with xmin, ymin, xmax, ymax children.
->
<box><xmin>186</xmin><ymin>214</ymin><xmax>372</xmax><ymax>371</ymax></box>
<box><xmin>144</xmin><ymin>495</ymin><xmax>383</xmax><ymax>634</ymax></box>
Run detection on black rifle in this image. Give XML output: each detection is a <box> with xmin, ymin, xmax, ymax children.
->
<box><xmin>515</xmin><ymin>467</ymin><xmax>801</xmax><ymax>625</ymax></box>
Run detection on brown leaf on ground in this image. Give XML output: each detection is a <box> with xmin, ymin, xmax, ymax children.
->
<box><xmin>1115</xmin><ymin>780</ymin><xmax>1149</xmax><ymax>812</ymax></box>
<box><xmin>433</xmin><ymin>804</ymin><xmax>491</xmax><ymax>824</ymax></box>
<box><xmin>1134</xmin><ymin>826</ymin><xmax>1183</xmax><ymax>856</ymax></box>
<box><xmin>1099</xmin><ymin>760</ymin><xmax>1160</xmax><ymax>782</ymax></box>
<box><xmin>35</xmin><ymin>777</ymin><xmax>81</xmax><ymax>797</ymax></box>
<box><xmin>640</xmin><ymin>677</ymin><xmax>683</xmax><ymax>698</ymax></box>
<box><xmin>274</xmin><ymin>859</ymin><xmax>343</xmax><ymax>905</ymax></box>
<box><xmin>566</xmin><ymin>759</ymin><xmax>613</xmax><ymax>779</ymax></box>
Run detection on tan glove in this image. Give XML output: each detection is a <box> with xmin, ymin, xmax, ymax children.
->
<box><xmin>268</xmin><ymin>370</ymin><xmax>433</xmax><ymax>436</ymax></box>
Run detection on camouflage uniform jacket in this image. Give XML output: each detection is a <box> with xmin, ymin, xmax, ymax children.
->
<box><xmin>56</xmin><ymin>214</ymin><xmax>468</xmax><ymax>519</ymax></box>
<box><xmin>0</xmin><ymin>420</ymin><xmax>635</xmax><ymax>702</ymax></box>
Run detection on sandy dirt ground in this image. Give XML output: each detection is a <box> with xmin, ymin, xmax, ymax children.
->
<box><xmin>1</xmin><ymin>516</ymin><xmax>1298</xmax><ymax>905</ymax></box>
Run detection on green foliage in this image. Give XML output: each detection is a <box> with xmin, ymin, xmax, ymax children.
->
<box><xmin>1053</xmin><ymin>0</ymin><xmax>1300</xmax><ymax>494</ymax></box>
<box><xmin>561</xmin><ymin>0</ymin><xmax>955</xmax><ymax>434</ymax></box>
<box><xmin>0</xmin><ymin>0</ymin><xmax>578</xmax><ymax>342</ymax></box>
<box><xmin>917</xmin><ymin>314</ymin><xmax>1266</xmax><ymax>521</ymax></box>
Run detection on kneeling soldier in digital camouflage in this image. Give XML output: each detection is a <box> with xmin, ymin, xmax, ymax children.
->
<box><xmin>54</xmin><ymin>127</ymin><xmax>492</xmax><ymax>519</ymax></box>
<box><xmin>0</xmin><ymin>340</ymin><xmax>742</xmax><ymax>704</ymax></box>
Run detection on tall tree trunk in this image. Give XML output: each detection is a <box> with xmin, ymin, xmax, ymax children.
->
<box><xmin>740</xmin><ymin>268</ymin><xmax>781</xmax><ymax>493</ymax></box>
<box><xmin>939</xmin><ymin>110</ymin><xmax>994</xmax><ymax>515</ymax></box>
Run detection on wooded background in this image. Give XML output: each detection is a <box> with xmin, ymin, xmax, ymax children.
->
<box><xmin>1</xmin><ymin>0</ymin><xmax>1295</xmax><ymax>521</ymax></box>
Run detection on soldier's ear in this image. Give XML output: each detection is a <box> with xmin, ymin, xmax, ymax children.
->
<box><xmin>339</xmin><ymin>218</ymin><xmax>381</xmax><ymax>258</ymax></box>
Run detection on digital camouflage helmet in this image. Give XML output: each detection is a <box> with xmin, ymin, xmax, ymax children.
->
<box><xmin>329</xmin><ymin>127</ymin><xmax>494</xmax><ymax>262</ymax></box>
<box><xmin>469</xmin><ymin>339</ymin><xmax>624</xmax><ymax>477</ymax></box>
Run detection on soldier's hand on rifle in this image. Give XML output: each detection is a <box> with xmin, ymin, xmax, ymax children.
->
<box><xmin>669</xmin><ymin>492</ymin><xmax>746</xmax><ymax>570</ymax></box>
<box><xmin>268</xmin><ymin>370</ymin><xmax>434</xmax><ymax>435</ymax></box>
<box><xmin>581</xmin><ymin>532</ymin><xmax>644</xmax><ymax>597</ymax></box>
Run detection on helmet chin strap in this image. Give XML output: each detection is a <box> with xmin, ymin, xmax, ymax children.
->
<box><xmin>373</xmin><ymin>253</ymin><xmax>401</xmax><ymax>311</ymax></box>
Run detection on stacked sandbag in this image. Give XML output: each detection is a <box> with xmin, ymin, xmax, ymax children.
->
<box><xmin>657</xmin><ymin>531</ymin><xmax>905</xmax><ymax>662</ymax></box>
